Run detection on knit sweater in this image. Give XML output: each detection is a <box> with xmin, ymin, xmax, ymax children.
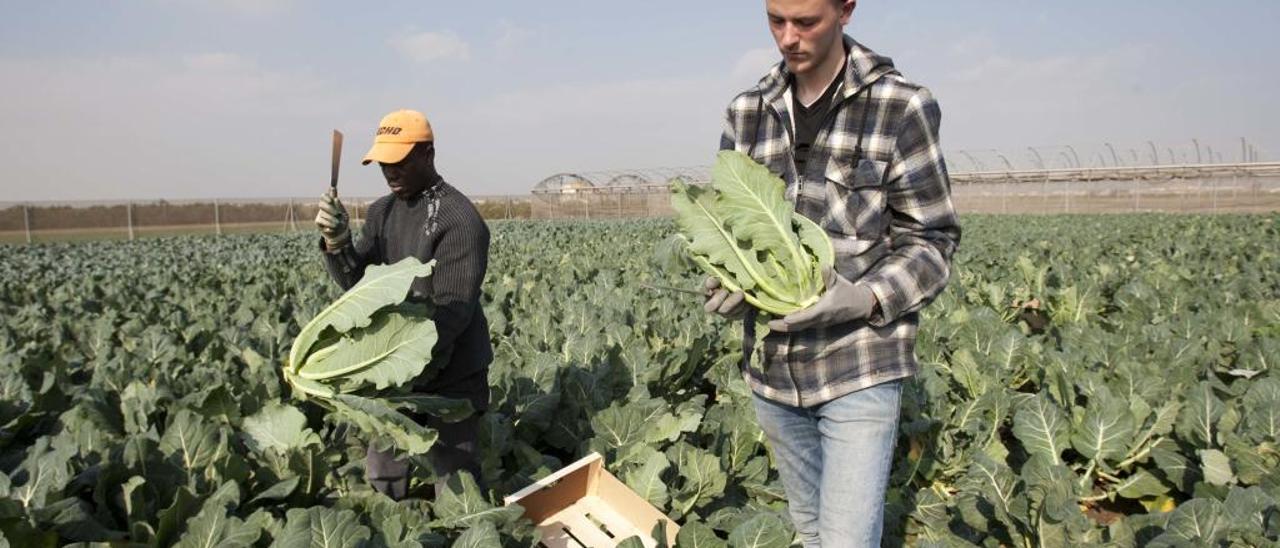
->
<box><xmin>320</xmin><ymin>180</ymin><xmax>493</xmax><ymax>404</ymax></box>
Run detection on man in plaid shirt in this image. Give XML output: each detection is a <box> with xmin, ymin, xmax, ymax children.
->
<box><xmin>703</xmin><ymin>0</ymin><xmax>959</xmax><ymax>545</ymax></box>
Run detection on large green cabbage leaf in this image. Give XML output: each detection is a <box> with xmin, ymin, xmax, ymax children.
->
<box><xmin>283</xmin><ymin>257</ymin><xmax>453</xmax><ymax>455</ymax></box>
<box><xmin>670</xmin><ymin>150</ymin><xmax>832</xmax><ymax>315</ymax></box>
<box><xmin>287</xmin><ymin>257</ymin><xmax>436</xmax><ymax>373</ymax></box>
<box><xmin>296</xmin><ymin>304</ymin><xmax>436</xmax><ymax>391</ymax></box>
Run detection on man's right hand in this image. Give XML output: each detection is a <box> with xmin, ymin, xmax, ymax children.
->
<box><xmin>315</xmin><ymin>190</ymin><xmax>351</xmax><ymax>251</ymax></box>
<box><xmin>703</xmin><ymin>277</ymin><xmax>747</xmax><ymax>319</ymax></box>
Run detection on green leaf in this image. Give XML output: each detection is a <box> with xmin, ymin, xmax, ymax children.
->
<box><xmin>671</xmin><ymin>190</ymin><xmax>793</xmax><ymax>315</ymax></box>
<box><xmin>194</xmin><ymin>385</ymin><xmax>242</xmax><ymax>425</ymax></box>
<box><xmin>1070</xmin><ymin>394</ymin><xmax>1134</xmax><ymax>462</ymax></box>
<box><xmin>1150</xmin><ymin>399</ymin><xmax>1182</xmax><ymax>438</ymax></box>
<box><xmin>1022</xmin><ymin>454</ymin><xmax>1078</xmax><ymax>525</ymax></box>
<box><xmin>452</xmin><ymin>521</ymin><xmax>499</xmax><ymax>548</ymax></box>
<box><xmin>696</xmin><ymin>504</ymin><xmax>747</xmax><ymax>530</ymax></box>
<box><xmin>727</xmin><ymin>513</ymin><xmax>791</xmax><ymax>548</ymax></box>
<box><xmin>432</xmin><ymin>472</ymin><xmax>521</xmax><ymax>529</ymax></box>
<box><xmin>952</xmin><ymin>396</ymin><xmax>987</xmax><ymax>437</ymax></box>
<box><xmin>288</xmin><ymin>257</ymin><xmax>435</xmax><ymax>372</ymax></box>
<box><xmin>1243</xmin><ymin>377</ymin><xmax>1280</xmax><ymax>443</ymax></box>
<box><xmin>703</xmin><ymin>402</ymin><xmax>761</xmax><ymax>475</ymax></box>
<box><xmin>9</xmin><ymin>437</ymin><xmax>73</xmax><ymax>511</ymax></box>
<box><xmin>1225</xmin><ymin>438</ymin><xmax>1279</xmax><ymax>485</ymax></box>
<box><xmin>1022</xmin><ymin>454</ymin><xmax>1075</xmax><ymax>490</ymax></box>
<box><xmin>622</xmin><ymin>448</ymin><xmax>671</xmax><ymax>509</ymax></box>
<box><xmin>249</xmin><ymin>477</ymin><xmax>301</xmax><ymax>505</ymax></box>
<box><xmin>645</xmin><ymin>409</ymin><xmax>693</xmax><ymax>445</ymax></box>
<box><xmin>245</xmin><ymin>509</ymin><xmax>282</xmax><ymax>543</ymax></box>
<box><xmin>327</xmin><ymin>394</ymin><xmax>437</xmax><ymax>456</ymax></box>
<box><xmin>949</xmin><ymin>349</ymin><xmax>988</xmax><ymax>399</ymax></box>
<box><xmin>384</xmin><ymin>394</ymin><xmax>474</xmax><ymax>423</ymax></box>
<box><xmin>336</xmin><ymin>493</ymin><xmax>442</xmax><ymax>547</ymax></box>
<box><xmin>297</xmin><ymin>305</ymin><xmax>436</xmax><ymax>390</ymax></box>
<box><xmin>712</xmin><ymin>150</ymin><xmax>813</xmax><ymax>296</ymax></box>
<box><xmin>271</xmin><ymin>507</ymin><xmax>371</xmax><ymax>548</ymax></box>
<box><xmin>120</xmin><ymin>475</ymin><xmax>147</xmax><ymax>523</ymax></box>
<box><xmin>675</xmin><ymin>521</ymin><xmax>727</xmax><ymax>548</ymax></box>
<box><xmin>160</xmin><ymin>409</ymin><xmax>225</xmax><ymax>472</ymax></box>
<box><xmin>1199</xmin><ymin>449</ymin><xmax>1235</xmax><ymax>486</ymax></box>
<box><xmin>651</xmin><ymin>516</ymin><xmax>674</xmax><ymax>548</ymax></box>
<box><xmin>1175</xmin><ymin>382</ymin><xmax>1224</xmax><ymax>449</ymax></box>
<box><xmin>1013</xmin><ymin>393</ymin><xmax>1070</xmax><ymax>465</ymax></box>
<box><xmin>669</xmin><ymin>151</ymin><xmax>831</xmax><ymax>315</ymax></box>
<box><xmin>1127</xmin><ymin>400</ymin><xmax>1181</xmax><ymax>456</ymax></box>
<box><xmin>155</xmin><ymin>487</ymin><xmax>203</xmax><ymax>548</ymax></box>
<box><xmin>174</xmin><ymin>488</ymin><xmax>261</xmax><ymax>548</ymax></box>
<box><xmin>241</xmin><ymin>403</ymin><xmax>320</xmax><ymax>455</ymax></box>
<box><xmin>616</xmin><ymin>536</ymin><xmax>648</xmax><ymax>548</ymax></box>
<box><xmin>1154</xmin><ymin>498</ymin><xmax>1223</xmax><ymax>545</ymax></box>
<box><xmin>120</xmin><ymin>380</ymin><xmax>162</xmax><ymax>435</ymax></box>
<box><xmin>963</xmin><ymin>454</ymin><xmax>1022</xmax><ymax>522</ymax></box>
<box><xmin>1151</xmin><ymin>441</ymin><xmax>1199</xmax><ymax>492</ymax></box>
<box><xmin>910</xmin><ymin>485</ymin><xmax>951</xmax><ymax>533</ymax></box>
<box><xmin>30</xmin><ymin>496</ymin><xmax>126</xmax><ymax>542</ymax></box>
<box><xmin>668</xmin><ymin>443</ymin><xmax>729</xmax><ymax>516</ymax></box>
<box><xmin>589</xmin><ymin>401</ymin><xmax>650</xmax><ymax>455</ymax></box>
<box><xmin>279</xmin><ymin>259</ymin><xmax>449</xmax><ymax>451</ymax></box>
<box><xmin>1114</xmin><ymin>470</ymin><xmax>1170</xmax><ymax>499</ymax></box>
<box><xmin>1221</xmin><ymin>486</ymin><xmax>1276</xmax><ymax>537</ymax></box>
<box><xmin>794</xmin><ymin>214</ymin><xmax>834</xmax><ymax>276</ymax></box>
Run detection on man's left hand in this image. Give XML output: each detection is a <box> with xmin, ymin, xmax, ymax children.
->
<box><xmin>767</xmin><ymin>266</ymin><xmax>877</xmax><ymax>332</ymax></box>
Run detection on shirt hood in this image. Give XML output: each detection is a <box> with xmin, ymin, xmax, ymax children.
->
<box><xmin>755</xmin><ymin>35</ymin><xmax>900</xmax><ymax>104</ymax></box>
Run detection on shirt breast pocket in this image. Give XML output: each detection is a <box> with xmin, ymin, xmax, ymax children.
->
<box><xmin>820</xmin><ymin>156</ymin><xmax>888</xmax><ymax>240</ymax></box>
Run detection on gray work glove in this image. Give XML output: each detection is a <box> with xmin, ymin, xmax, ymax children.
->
<box><xmin>767</xmin><ymin>266</ymin><xmax>877</xmax><ymax>332</ymax></box>
<box><xmin>703</xmin><ymin>277</ymin><xmax>748</xmax><ymax>319</ymax></box>
<box><xmin>314</xmin><ymin>190</ymin><xmax>350</xmax><ymax>251</ymax></box>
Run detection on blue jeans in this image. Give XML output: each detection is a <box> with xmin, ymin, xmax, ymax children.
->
<box><xmin>752</xmin><ymin>380</ymin><xmax>903</xmax><ymax>548</ymax></box>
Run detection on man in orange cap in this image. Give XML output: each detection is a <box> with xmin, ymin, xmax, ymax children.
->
<box><xmin>314</xmin><ymin>109</ymin><xmax>493</xmax><ymax>500</ymax></box>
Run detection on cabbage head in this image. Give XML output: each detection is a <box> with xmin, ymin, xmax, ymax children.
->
<box><xmin>284</xmin><ymin>257</ymin><xmax>471</xmax><ymax>455</ymax></box>
<box><xmin>671</xmin><ymin>150</ymin><xmax>833</xmax><ymax>316</ymax></box>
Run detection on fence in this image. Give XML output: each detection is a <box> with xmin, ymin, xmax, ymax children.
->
<box><xmin>951</xmin><ymin>174</ymin><xmax>1280</xmax><ymax>215</ymax></box>
<box><xmin>3</xmin><ymin>164</ymin><xmax>1279</xmax><ymax>245</ymax></box>
<box><xmin>529</xmin><ymin>162</ymin><xmax>1280</xmax><ymax>218</ymax></box>
<box><xmin>530</xmin><ymin>187</ymin><xmax>674</xmax><ymax>219</ymax></box>
<box><xmin>0</xmin><ymin>196</ymin><xmax>535</xmax><ymax>244</ymax></box>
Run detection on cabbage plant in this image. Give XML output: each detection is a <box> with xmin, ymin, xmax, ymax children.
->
<box><xmin>284</xmin><ymin>257</ymin><xmax>470</xmax><ymax>455</ymax></box>
<box><xmin>671</xmin><ymin>150</ymin><xmax>833</xmax><ymax>316</ymax></box>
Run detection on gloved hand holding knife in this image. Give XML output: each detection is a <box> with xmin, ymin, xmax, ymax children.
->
<box><xmin>315</xmin><ymin>130</ymin><xmax>350</xmax><ymax>251</ymax></box>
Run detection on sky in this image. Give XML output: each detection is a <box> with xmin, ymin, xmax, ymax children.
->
<box><xmin>1</xmin><ymin>0</ymin><xmax>1277</xmax><ymax>202</ymax></box>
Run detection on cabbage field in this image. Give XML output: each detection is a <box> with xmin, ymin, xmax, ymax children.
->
<box><xmin>0</xmin><ymin>214</ymin><xmax>1277</xmax><ymax>547</ymax></box>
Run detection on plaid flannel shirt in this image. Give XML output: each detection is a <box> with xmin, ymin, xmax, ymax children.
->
<box><xmin>720</xmin><ymin>36</ymin><xmax>960</xmax><ymax>407</ymax></box>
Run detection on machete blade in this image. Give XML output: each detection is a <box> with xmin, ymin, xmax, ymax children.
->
<box><xmin>330</xmin><ymin>129</ymin><xmax>344</xmax><ymax>195</ymax></box>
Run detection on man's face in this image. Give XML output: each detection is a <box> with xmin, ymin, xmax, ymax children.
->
<box><xmin>379</xmin><ymin>143</ymin><xmax>434</xmax><ymax>199</ymax></box>
<box><xmin>766</xmin><ymin>0</ymin><xmax>852</xmax><ymax>76</ymax></box>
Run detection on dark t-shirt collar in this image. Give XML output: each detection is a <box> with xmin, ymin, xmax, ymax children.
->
<box><xmin>792</xmin><ymin>56</ymin><xmax>847</xmax><ymax>113</ymax></box>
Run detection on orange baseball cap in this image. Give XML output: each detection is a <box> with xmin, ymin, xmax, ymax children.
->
<box><xmin>361</xmin><ymin>109</ymin><xmax>434</xmax><ymax>165</ymax></box>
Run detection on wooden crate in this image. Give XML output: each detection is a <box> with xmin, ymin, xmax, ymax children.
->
<box><xmin>503</xmin><ymin>453</ymin><xmax>679</xmax><ymax>547</ymax></box>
